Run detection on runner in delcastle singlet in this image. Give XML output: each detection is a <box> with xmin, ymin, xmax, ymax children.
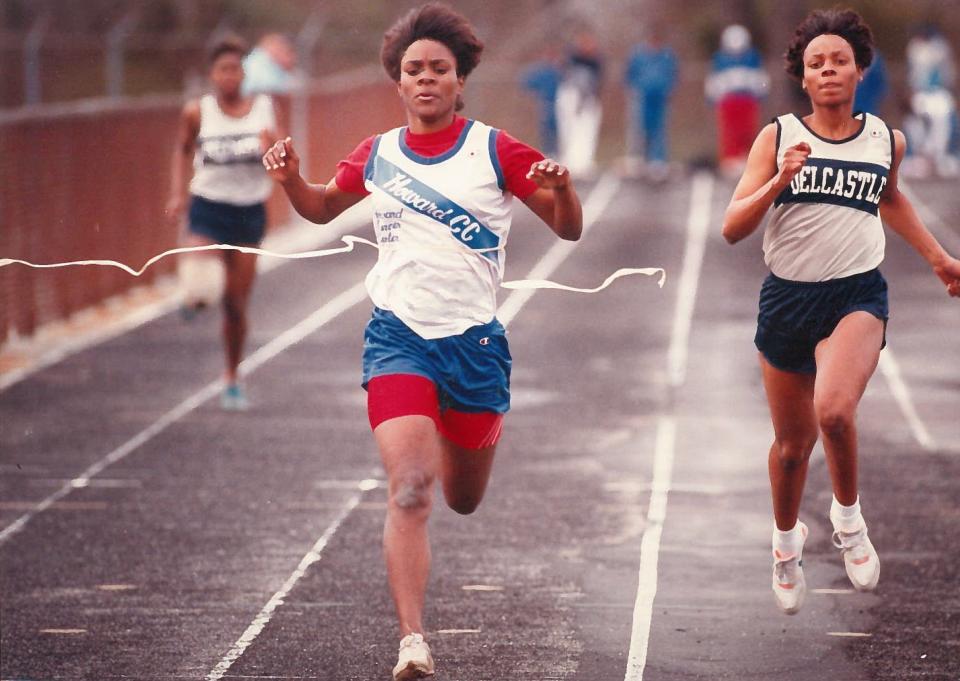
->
<box><xmin>721</xmin><ymin>8</ymin><xmax>960</xmax><ymax>616</ymax></box>
<box><xmin>261</xmin><ymin>5</ymin><xmax>584</xmax><ymax>679</ymax></box>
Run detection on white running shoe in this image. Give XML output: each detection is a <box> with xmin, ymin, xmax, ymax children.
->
<box><xmin>393</xmin><ymin>632</ymin><xmax>434</xmax><ymax>681</ymax></box>
<box><xmin>831</xmin><ymin>519</ymin><xmax>880</xmax><ymax>592</ymax></box>
<box><xmin>772</xmin><ymin>521</ymin><xmax>808</xmax><ymax>615</ymax></box>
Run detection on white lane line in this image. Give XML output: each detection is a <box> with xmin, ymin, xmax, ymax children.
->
<box><xmin>437</xmin><ymin>628</ymin><xmax>482</xmax><ymax>635</ymax></box>
<box><xmin>202</xmin><ymin>175</ymin><xmax>624</xmax><ymax>674</ymax></box>
<box><xmin>882</xmin><ymin>181</ymin><xmax>954</xmax><ymax>451</ymax></box>
<box><xmin>624</xmin><ymin>416</ymin><xmax>676</xmax><ymax>679</ymax></box>
<box><xmin>0</xmin><ymin>203</ymin><xmax>371</xmax><ymax>393</ymax></box>
<box><xmin>900</xmin><ymin>180</ymin><xmax>960</xmax><ymax>253</ymax></box>
<box><xmin>624</xmin><ymin>172</ymin><xmax>714</xmax><ymax>681</ymax></box>
<box><xmin>667</xmin><ymin>173</ymin><xmax>714</xmax><ymax>389</ymax></box>
<box><xmin>2</xmin><ymin>173</ymin><xmax>625</xmax><ymax>547</ymax></box>
<box><xmin>0</xmin><ymin>281</ymin><xmax>369</xmax><ymax>547</ymax></box>
<box><xmin>39</xmin><ymin>628</ymin><xmax>87</xmax><ymax>635</ymax></box>
<box><xmin>205</xmin><ymin>486</ymin><xmax>366</xmax><ymax>681</ymax></box>
<box><xmin>497</xmin><ymin>171</ymin><xmax>620</xmax><ymax>326</ymax></box>
<box><xmin>877</xmin><ymin>350</ymin><xmax>936</xmax><ymax>451</ymax></box>
<box><xmin>203</xmin><ymin>177</ymin><xmax>623</xmax><ymax>677</ymax></box>
<box><xmin>1</xmin><ymin>173</ymin><xmax>631</xmax><ymax>548</ymax></box>
<box><xmin>827</xmin><ymin>632</ymin><xmax>872</xmax><ymax>638</ymax></box>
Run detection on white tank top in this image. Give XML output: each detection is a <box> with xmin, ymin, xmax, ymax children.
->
<box><xmin>764</xmin><ymin>112</ymin><xmax>893</xmax><ymax>281</ymax></box>
<box><xmin>190</xmin><ymin>93</ymin><xmax>275</xmax><ymax>206</ymax></box>
<box><xmin>363</xmin><ymin>120</ymin><xmax>514</xmax><ymax>339</ymax></box>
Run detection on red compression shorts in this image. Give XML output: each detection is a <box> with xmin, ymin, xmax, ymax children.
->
<box><xmin>366</xmin><ymin>374</ymin><xmax>504</xmax><ymax>450</ymax></box>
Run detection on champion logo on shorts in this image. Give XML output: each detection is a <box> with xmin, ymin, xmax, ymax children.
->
<box><xmin>479</xmin><ymin>337</ymin><xmax>490</xmax><ymax>345</ymax></box>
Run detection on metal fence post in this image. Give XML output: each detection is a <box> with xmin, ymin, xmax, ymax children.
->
<box><xmin>294</xmin><ymin>2</ymin><xmax>328</xmax><ymax>181</ymax></box>
<box><xmin>106</xmin><ymin>10</ymin><xmax>141</xmax><ymax>98</ymax></box>
<box><xmin>24</xmin><ymin>12</ymin><xmax>51</xmax><ymax>105</ymax></box>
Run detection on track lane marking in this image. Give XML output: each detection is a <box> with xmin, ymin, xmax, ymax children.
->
<box><xmin>199</xmin><ymin>173</ymin><xmax>626</xmax><ymax>677</ymax></box>
<box><xmin>0</xmin><ymin>206</ymin><xmax>373</xmax><ymax>393</ymax></box>
<box><xmin>877</xmin><ymin>349</ymin><xmax>936</xmax><ymax>451</ymax></box>
<box><xmin>624</xmin><ymin>172</ymin><xmax>713</xmax><ymax>681</ymax></box>
<box><xmin>880</xmin><ymin>181</ymin><xmax>955</xmax><ymax>451</ymax></box>
<box><xmin>497</xmin><ymin>171</ymin><xmax>621</xmax><ymax>326</ymax></box>
<box><xmin>205</xmin><ymin>485</ymin><xmax>367</xmax><ymax>681</ymax></box>
<box><xmin>0</xmin><ymin>281</ymin><xmax>369</xmax><ymax>547</ymax></box>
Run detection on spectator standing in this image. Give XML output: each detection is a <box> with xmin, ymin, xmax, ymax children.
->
<box><xmin>242</xmin><ymin>33</ymin><xmax>302</xmax><ymax>134</ymax></box>
<box><xmin>624</xmin><ymin>26</ymin><xmax>678</xmax><ymax>180</ymax></box>
<box><xmin>557</xmin><ymin>28</ymin><xmax>604</xmax><ymax>177</ymax></box>
<box><xmin>242</xmin><ymin>33</ymin><xmax>300</xmax><ymax>96</ymax></box>
<box><xmin>905</xmin><ymin>24</ymin><xmax>958</xmax><ymax>177</ymax></box>
<box><xmin>854</xmin><ymin>49</ymin><xmax>888</xmax><ymax>116</ymax></box>
<box><xmin>520</xmin><ymin>49</ymin><xmax>563</xmax><ymax>156</ymax></box>
<box><xmin>706</xmin><ymin>24</ymin><xmax>769</xmax><ymax>176</ymax></box>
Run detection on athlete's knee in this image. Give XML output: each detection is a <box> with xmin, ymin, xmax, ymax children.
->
<box><xmin>818</xmin><ymin>411</ymin><xmax>853</xmax><ymax>440</ymax></box>
<box><xmin>815</xmin><ymin>400</ymin><xmax>855</xmax><ymax>441</ymax></box>
<box><xmin>773</xmin><ymin>436</ymin><xmax>816</xmax><ymax>470</ymax></box>
<box><xmin>389</xmin><ymin>470</ymin><xmax>435</xmax><ymax>513</ymax></box>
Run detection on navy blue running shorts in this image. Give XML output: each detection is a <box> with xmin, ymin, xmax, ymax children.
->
<box><xmin>754</xmin><ymin>268</ymin><xmax>888</xmax><ymax>374</ymax></box>
<box><xmin>361</xmin><ymin>307</ymin><xmax>512</xmax><ymax>414</ymax></box>
<box><xmin>188</xmin><ymin>195</ymin><xmax>266</xmax><ymax>246</ymax></box>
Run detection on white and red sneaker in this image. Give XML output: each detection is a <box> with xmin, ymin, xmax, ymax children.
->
<box><xmin>393</xmin><ymin>632</ymin><xmax>434</xmax><ymax>681</ymax></box>
<box><xmin>831</xmin><ymin>516</ymin><xmax>880</xmax><ymax>592</ymax></box>
<box><xmin>772</xmin><ymin>521</ymin><xmax>808</xmax><ymax>615</ymax></box>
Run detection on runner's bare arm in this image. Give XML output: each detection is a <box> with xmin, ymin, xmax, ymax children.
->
<box><xmin>261</xmin><ymin>136</ymin><xmax>364</xmax><ymax>224</ymax></box>
<box><xmin>879</xmin><ymin>130</ymin><xmax>960</xmax><ymax>297</ymax></box>
<box><xmin>522</xmin><ymin>159</ymin><xmax>583</xmax><ymax>240</ymax></box>
<box><xmin>722</xmin><ymin>123</ymin><xmax>810</xmax><ymax>244</ymax></box>
<box><xmin>166</xmin><ymin>101</ymin><xmax>201</xmax><ymax>220</ymax></box>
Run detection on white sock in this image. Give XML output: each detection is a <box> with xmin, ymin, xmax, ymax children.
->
<box><xmin>830</xmin><ymin>495</ymin><xmax>863</xmax><ymax>532</ymax></box>
<box><xmin>773</xmin><ymin>521</ymin><xmax>804</xmax><ymax>558</ymax></box>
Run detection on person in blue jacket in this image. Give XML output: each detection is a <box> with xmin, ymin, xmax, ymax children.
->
<box><xmin>624</xmin><ymin>26</ymin><xmax>678</xmax><ymax>179</ymax></box>
<box><xmin>521</xmin><ymin>48</ymin><xmax>562</xmax><ymax>156</ymax></box>
<box><xmin>854</xmin><ymin>50</ymin><xmax>888</xmax><ymax>115</ymax></box>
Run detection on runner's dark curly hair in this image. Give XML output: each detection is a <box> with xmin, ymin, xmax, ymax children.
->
<box><xmin>784</xmin><ymin>8</ymin><xmax>874</xmax><ymax>81</ymax></box>
<box><xmin>207</xmin><ymin>34</ymin><xmax>249</xmax><ymax>66</ymax></box>
<box><xmin>381</xmin><ymin>3</ymin><xmax>484</xmax><ymax>83</ymax></box>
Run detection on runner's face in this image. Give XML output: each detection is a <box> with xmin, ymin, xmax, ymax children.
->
<box><xmin>211</xmin><ymin>52</ymin><xmax>244</xmax><ymax>98</ymax></box>
<box><xmin>802</xmin><ymin>34</ymin><xmax>861</xmax><ymax>107</ymax></box>
<box><xmin>398</xmin><ymin>39</ymin><xmax>463</xmax><ymax>124</ymax></box>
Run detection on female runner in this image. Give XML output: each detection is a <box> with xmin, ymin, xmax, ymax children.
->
<box><xmin>262</xmin><ymin>4</ymin><xmax>582</xmax><ymax>677</ymax></box>
<box><xmin>167</xmin><ymin>35</ymin><xmax>280</xmax><ymax>410</ymax></box>
<box><xmin>722</xmin><ymin>8</ymin><xmax>960</xmax><ymax>615</ymax></box>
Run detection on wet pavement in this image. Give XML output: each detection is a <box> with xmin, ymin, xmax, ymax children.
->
<box><xmin>1</xmin><ymin>174</ymin><xmax>958</xmax><ymax>680</ymax></box>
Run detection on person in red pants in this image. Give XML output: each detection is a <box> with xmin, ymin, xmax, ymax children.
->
<box><xmin>706</xmin><ymin>24</ymin><xmax>769</xmax><ymax>176</ymax></box>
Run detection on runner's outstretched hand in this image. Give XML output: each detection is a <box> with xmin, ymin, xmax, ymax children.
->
<box><xmin>527</xmin><ymin>159</ymin><xmax>572</xmax><ymax>190</ymax></box>
<box><xmin>934</xmin><ymin>255</ymin><xmax>960</xmax><ymax>297</ymax></box>
<box><xmin>261</xmin><ymin>134</ymin><xmax>301</xmax><ymax>184</ymax></box>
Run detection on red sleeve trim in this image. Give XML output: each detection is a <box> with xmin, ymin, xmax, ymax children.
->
<box><xmin>494</xmin><ymin>130</ymin><xmax>544</xmax><ymax>200</ymax></box>
<box><xmin>335</xmin><ymin>136</ymin><xmax>376</xmax><ymax>195</ymax></box>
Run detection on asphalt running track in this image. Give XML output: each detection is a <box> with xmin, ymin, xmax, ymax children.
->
<box><xmin>2</xmin><ymin>172</ymin><xmax>958</xmax><ymax>681</ymax></box>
